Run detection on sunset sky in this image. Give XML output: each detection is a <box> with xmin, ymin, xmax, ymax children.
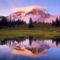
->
<box><xmin>0</xmin><ymin>0</ymin><xmax>60</xmax><ymax>16</ymax></box>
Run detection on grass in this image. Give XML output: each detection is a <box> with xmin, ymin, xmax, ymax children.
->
<box><xmin>0</xmin><ymin>26</ymin><xmax>60</xmax><ymax>40</ymax></box>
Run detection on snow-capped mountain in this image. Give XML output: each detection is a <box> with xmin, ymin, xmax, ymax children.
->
<box><xmin>7</xmin><ymin>6</ymin><xmax>56</xmax><ymax>24</ymax></box>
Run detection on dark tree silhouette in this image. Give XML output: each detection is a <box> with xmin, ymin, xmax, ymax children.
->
<box><xmin>29</xmin><ymin>36</ymin><xmax>33</xmax><ymax>45</ymax></box>
<box><xmin>52</xmin><ymin>18</ymin><xmax>60</xmax><ymax>27</ymax></box>
<box><xmin>29</xmin><ymin>18</ymin><xmax>34</xmax><ymax>28</ymax></box>
<box><xmin>53</xmin><ymin>36</ymin><xmax>60</xmax><ymax>46</ymax></box>
<box><xmin>0</xmin><ymin>16</ymin><xmax>8</xmax><ymax>28</ymax></box>
<box><xmin>0</xmin><ymin>16</ymin><xmax>26</xmax><ymax>28</ymax></box>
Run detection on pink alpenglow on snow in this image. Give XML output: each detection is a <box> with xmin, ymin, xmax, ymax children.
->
<box><xmin>8</xmin><ymin>6</ymin><xmax>56</xmax><ymax>24</ymax></box>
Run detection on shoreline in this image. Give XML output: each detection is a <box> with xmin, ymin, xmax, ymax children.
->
<box><xmin>0</xmin><ymin>27</ymin><xmax>60</xmax><ymax>40</ymax></box>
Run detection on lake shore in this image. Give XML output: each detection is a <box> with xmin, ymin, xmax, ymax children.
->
<box><xmin>0</xmin><ymin>27</ymin><xmax>60</xmax><ymax>40</ymax></box>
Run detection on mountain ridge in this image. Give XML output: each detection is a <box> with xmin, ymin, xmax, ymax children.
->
<box><xmin>8</xmin><ymin>6</ymin><xmax>57</xmax><ymax>24</ymax></box>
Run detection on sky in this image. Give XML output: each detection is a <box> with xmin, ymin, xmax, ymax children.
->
<box><xmin>0</xmin><ymin>0</ymin><xmax>60</xmax><ymax>16</ymax></box>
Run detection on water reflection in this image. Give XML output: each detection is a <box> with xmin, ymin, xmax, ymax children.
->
<box><xmin>0</xmin><ymin>39</ymin><xmax>60</xmax><ymax>53</ymax></box>
<box><xmin>4</xmin><ymin>39</ymin><xmax>60</xmax><ymax>49</ymax></box>
<box><xmin>53</xmin><ymin>37</ymin><xmax>60</xmax><ymax>47</ymax></box>
<box><xmin>0</xmin><ymin>37</ymin><xmax>60</xmax><ymax>59</ymax></box>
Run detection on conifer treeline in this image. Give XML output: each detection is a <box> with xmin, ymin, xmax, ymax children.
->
<box><xmin>0</xmin><ymin>16</ymin><xmax>26</xmax><ymax>28</ymax></box>
<box><xmin>0</xmin><ymin>16</ymin><xmax>60</xmax><ymax>28</ymax></box>
<box><xmin>52</xmin><ymin>18</ymin><xmax>60</xmax><ymax>27</ymax></box>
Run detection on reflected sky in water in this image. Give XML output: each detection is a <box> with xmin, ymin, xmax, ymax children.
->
<box><xmin>0</xmin><ymin>38</ymin><xmax>60</xmax><ymax>60</ymax></box>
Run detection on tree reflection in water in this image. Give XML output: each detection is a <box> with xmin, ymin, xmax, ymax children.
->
<box><xmin>0</xmin><ymin>37</ymin><xmax>60</xmax><ymax>55</ymax></box>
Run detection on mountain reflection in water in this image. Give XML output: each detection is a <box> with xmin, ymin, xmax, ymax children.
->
<box><xmin>0</xmin><ymin>37</ymin><xmax>60</xmax><ymax>60</ymax></box>
<box><xmin>4</xmin><ymin>39</ymin><xmax>60</xmax><ymax>49</ymax></box>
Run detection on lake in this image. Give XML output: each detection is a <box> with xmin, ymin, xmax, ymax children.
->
<box><xmin>0</xmin><ymin>37</ymin><xmax>60</xmax><ymax>60</ymax></box>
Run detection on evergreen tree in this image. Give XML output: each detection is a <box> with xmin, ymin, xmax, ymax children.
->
<box><xmin>29</xmin><ymin>18</ymin><xmax>34</xmax><ymax>28</ymax></box>
<box><xmin>52</xmin><ymin>18</ymin><xmax>60</xmax><ymax>27</ymax></box>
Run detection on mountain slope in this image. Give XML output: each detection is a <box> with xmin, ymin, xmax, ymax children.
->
<box><xmin>8</xmin><ymin>6</ymin><xmax>56</xmax><ymax>24</ymax></box>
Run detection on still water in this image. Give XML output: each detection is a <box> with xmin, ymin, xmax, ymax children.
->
<box><xmin>0</xmin><ymin>37</ymin><xmax>60</xmax><ymax>60</ymax></box>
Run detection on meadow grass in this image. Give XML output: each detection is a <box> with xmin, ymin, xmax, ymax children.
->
<box><xmin>0</xmin><ymin>26</ymin><xmax>60</xmax><ymax>40</ymax></box>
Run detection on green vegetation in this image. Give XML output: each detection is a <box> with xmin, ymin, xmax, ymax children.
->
<box><xmin>0</xmin><ymin>24</ymin><xmax>60</xmax><ymax>40</ymax></box>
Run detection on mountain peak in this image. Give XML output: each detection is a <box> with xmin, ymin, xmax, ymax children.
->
<box><xmin>12</xmin><ymin>6</ymin><xmax>47</xmax><ymax>13</ymax></box>
<box><xmin>8</xmin><ymin>6</ymin><xmax>56</xmax><ymax>24</ymax></box>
